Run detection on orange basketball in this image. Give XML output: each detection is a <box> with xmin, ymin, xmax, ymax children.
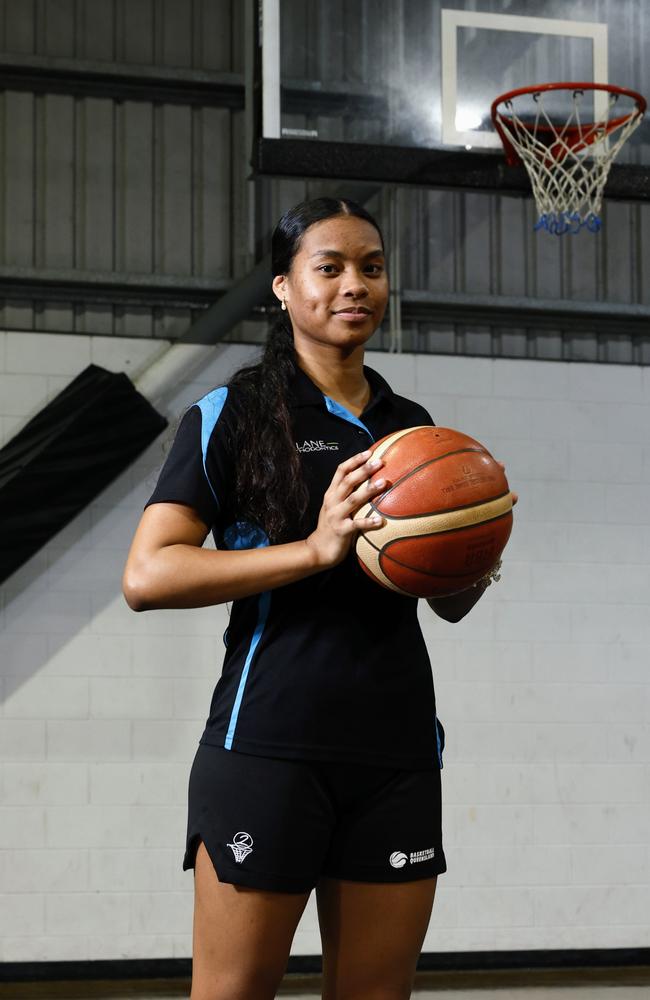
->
<box><xmin>355</xmin><ymin>426</ymin><xmax>513</xmax><ymax>598</ymax></box>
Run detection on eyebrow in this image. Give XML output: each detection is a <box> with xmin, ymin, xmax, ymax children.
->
<box><xmin>310</xmin><ymin>248</ymin><xmax>385</xmax><ymax>259</ymax></box>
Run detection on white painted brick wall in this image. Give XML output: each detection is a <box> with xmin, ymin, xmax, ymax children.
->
<box><xmin>1</xmin><ymin>332</ymin><xmax>649</xmax><ymax>961</ymax></box>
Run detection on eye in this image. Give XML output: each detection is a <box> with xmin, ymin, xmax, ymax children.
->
<box><xmin>365</xmin><ymin>263</ymin><xmax>384</xmax><ymax>274</ymax></box>
<box><xmin>318</xmin><ymin>264</ymin><xmax>339</xmax><ymax>274</ymax></box>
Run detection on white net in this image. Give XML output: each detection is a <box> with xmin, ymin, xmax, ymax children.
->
<box><xmin>493</xmin><ymin>86</ymin><xmax>645</xmax><ymax>235</ymax></box>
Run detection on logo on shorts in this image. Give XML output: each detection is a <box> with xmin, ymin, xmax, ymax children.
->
<box><xmin>410</xmin><ymin>847</ymin><xmax>436</xmax><ymax>864</ymax></box>
<box><xmin>389</xmin><ymin>847</ymin><xmax>435</xmax><ymax>869</ymax></box>
<box><xmin>227</xmin><ymin>831</ymin><xmax>253</xmax><ymax>863</ymax></box>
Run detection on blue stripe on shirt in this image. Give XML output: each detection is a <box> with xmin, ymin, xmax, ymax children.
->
<box><xmin>195</xmin><ymin>386</ymin><xmax>229</xmax><ymax>506</ymax></box>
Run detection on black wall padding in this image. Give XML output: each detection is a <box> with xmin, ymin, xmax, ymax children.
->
<box><xmin>0</xmin><ymin>364</ymin><xmax>168</xmax><ymax>584</ymax></box>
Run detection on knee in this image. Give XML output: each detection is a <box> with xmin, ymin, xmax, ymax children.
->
<box><xmin>332</xmin><ymin>976</ymin><xmax>416</xmax><ymax>1000</ymax></box>
<box><xmin>190</xmin><ymin>970</ymin><xmax>280</xmax><ymax>1000</ymax></box>
<box><xmin>326</xmin><ymin>981</ymin><xmax>413</xmax><ymax>1000</ymax></box>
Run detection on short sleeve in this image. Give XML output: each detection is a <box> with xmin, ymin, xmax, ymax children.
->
<box><xmin>144</xmin><ymin>388</ymin><xmax>232</xmax><ymax>530</ymax></box>
<box><xmin>400</xmin><ymin>398</ymin><xmax>435</xmax><ymax>428</ymax></box>
<box><xmin>415</xmin><ymin>403</ymin><xmax>435</xmax><ymax>427</ymax></box>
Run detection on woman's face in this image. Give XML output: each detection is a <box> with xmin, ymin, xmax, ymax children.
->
<box><xmin>272</xmin><ymin>214</ymin><xmax>388</xmax><ymax>355</ymax></box>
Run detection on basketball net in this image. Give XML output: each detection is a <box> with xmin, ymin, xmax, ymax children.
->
<box><xmin>491</xmin><ymin>83</ymin><xmax>646</xmax><ymax>235</ymax></box>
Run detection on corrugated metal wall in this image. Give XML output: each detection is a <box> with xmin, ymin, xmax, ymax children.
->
<box><xmin>0</xmin><ymin>0</ymin><xmax>246</xmax><ymax>338</ymax></box>
<box><xmin>0</xmin><ymin>0</ymin><xmax>243</xmax><ymax>67</ymax></box>
<box><xmin>0</xmin><ymin>0</ymin><xmax>648</xmax><ymax>362</ymax></box>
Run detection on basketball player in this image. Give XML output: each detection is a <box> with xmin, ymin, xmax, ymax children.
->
<box><xmin>123</xmin><ymin>198</ymin><xmax>515</xmax><ymax>1000</ymax></box>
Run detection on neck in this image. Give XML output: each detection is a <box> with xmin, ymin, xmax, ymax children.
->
<box><xmin>294</xmin><ymin>340</ymin><xmax>370</xmax><ymax>413</ymax></box>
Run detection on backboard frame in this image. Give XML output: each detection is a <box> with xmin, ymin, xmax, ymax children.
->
<box><xmin>440</xmin><ymin>9</ymin><xmax>609</xmax><ymax>150</ymax></box>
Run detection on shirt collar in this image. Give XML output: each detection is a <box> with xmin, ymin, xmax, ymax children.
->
<box><xmin>288</xmin><ymin>363</ymin><xmax>394</xmax><ymax>411</ymax></box>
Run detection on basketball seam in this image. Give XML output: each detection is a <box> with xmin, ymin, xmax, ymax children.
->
<box><xmin>361</xmin><ymin>509</ymin><xmax>513</xmax><ymax>556</ymax></box>
<box><xmin>355</xmin><ymin>532</ymin><xmax>407</xmax><ymax>595</ymax></box>
<box><xmin>371</xmin><ymin>425</ymin><xmax>430</xmax><ymax>461</ymax></box>
<box><xmin>379</xmin><ymin>516</ymin><xmax>512</xmax><ymax>579</ymax></box>
<box><xmin>370</xmin><ymin>490</ymin><xmax>512</xmax><ymax>520</ymax></box>
<box><xmin>376</xmin><ymin>446</ymin><xmax>489</xmax><ymax>499</ymax></box>
<box><xmin>382</xmin><ymin>559</ymin><xmax>489</xmax><ymax>580</ymax></box>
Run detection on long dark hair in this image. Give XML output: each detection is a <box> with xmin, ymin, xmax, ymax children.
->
<box><xmin>228</xmin><ymin>196</ymin><xmax>384</xmax><ymax>543</ymax></box>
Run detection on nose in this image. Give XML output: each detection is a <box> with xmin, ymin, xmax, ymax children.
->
<box><xmin>341</xmin><ymin>268</ymin><xmax>369</xmax><ymax>298</ymax></box>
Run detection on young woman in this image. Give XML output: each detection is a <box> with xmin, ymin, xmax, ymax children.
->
<box><xmin>123</xmin><ymin>197</ymin><xmax>508</xmax><ymax>1000</ymax></box>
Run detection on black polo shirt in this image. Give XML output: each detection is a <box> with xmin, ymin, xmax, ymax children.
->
<box><xmin>144</xmin><ymin>363</ymin><xmax>445</xmax><ymax>770</ymax></box>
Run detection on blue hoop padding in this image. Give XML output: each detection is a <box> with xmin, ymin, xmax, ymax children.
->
<box><xmin>534</xmin><ymin>212</ymin><xmax>602</xmax><ymax>235</ymax></box>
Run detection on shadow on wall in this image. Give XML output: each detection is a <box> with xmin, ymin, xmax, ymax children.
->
<box><xmin>0</xmin><ymin>431</ymin><xmax>167</xmax><ymax>704</ymax></box>
<box><xmin>0</xmin><ymin>351</ymin><xmax>262</xmax><ymax>711</ymax></box>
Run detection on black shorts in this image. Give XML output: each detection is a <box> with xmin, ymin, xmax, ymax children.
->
<box><xmin>183</xmin><ymin>742</ymin><xmax>447</xmax><ymax>893</ymax></box>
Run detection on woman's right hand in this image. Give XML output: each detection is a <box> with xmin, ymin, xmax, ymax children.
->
<box><xmin>124</xmin><ymin>451</ymin><xmax>389</xmax><ymax>612</ymax></box>
<box><xmin>305</xmin><ymin>449</ymin><xmax>387</xmax><ymax>570</ymax></box>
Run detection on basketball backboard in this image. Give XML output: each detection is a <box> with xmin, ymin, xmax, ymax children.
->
<box><xmin>251</xmin><ymin>0</ymin><xmax>650</xmax><ymax>201</ymax></box>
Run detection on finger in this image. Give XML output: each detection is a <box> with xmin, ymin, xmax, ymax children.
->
<box><xmin>330</xmin><ymin>457</ymin><xmax>384</xmax><ymax>504</ymax></box>
<box><xmin>356</xmin><ymin>512</ymin><xmax>384</xmax><ymax>531</ymax></box>
<box><xmin>344</xmin><ymin>475</ymin><xmax>387</xmax><ymax>513</ymax></box>
<box><xmin>329</xmin><ymin>449</ymin><xmax>375</xmax><ymax>490</ymax></box>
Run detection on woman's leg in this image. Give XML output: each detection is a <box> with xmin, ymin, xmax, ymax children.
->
<box><xmin>191</xmin><ymin>840</ymin><xmax>311</xmax><ymax>1000</ymax></box>
<box><xmin>316</xmin><ymin>875</ymin><xmax>437</xmax><ymax>1000</ymax></box>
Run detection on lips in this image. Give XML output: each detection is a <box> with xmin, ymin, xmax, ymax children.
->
<box><xmin>333</xmin><ymin>307</ymin><xmax>373</xmax><ymax>316</ymax></box>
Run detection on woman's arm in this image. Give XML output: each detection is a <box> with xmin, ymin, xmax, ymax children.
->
<box><xmin>426</xmin><ymin>580</ymin><xmax>488</xmax><ymax>623</ymax></box>
<box><xmin>122</xmin><ymin>502</ymin><xmax>324</xmax><ymax>610</ymax></box>
<box><xmin>122</xmin><ymin>449</ymin><xmax>387</xmax><ymax>611</ymax></box>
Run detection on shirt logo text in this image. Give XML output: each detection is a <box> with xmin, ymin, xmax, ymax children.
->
<box><xmin>296</xmin><ymin>440</ymin><xmax>340</xmax><ymax>453</ymax></box>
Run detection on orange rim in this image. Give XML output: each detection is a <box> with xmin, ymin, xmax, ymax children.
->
<box><xmin>490</xmin><ymin>82</ymin><xmax>647</xmax><ymax>166</ymax></box>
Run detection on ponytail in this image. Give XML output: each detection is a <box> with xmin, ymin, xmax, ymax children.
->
<box><xmin>227</xmin><ymin>317</ymin><xmax>309</xmax><ymax>543</ymax></box>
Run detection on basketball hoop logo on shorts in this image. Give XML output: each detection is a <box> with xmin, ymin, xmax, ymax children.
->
<box><xmin>227</xmin><ymin>831</ymin><xmax>254</xmax><ymax>863</ymax></box>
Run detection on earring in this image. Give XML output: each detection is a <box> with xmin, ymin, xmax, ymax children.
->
<box><xmin>281</xmin><ymin>299</ymin><xmax>287</xmax><ymax>311</ymax></box>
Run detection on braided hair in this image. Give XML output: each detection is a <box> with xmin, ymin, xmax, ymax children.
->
<box><xmin>227</xmin><ymin>196</ymin><xmax>385</xmax><ymax>543</ymax></box>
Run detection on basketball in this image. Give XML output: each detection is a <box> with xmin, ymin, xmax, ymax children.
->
<box><xmin>355</xmin><ymin>426</ymin><xmax>513</xmax><ymax>599</ymax></box>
